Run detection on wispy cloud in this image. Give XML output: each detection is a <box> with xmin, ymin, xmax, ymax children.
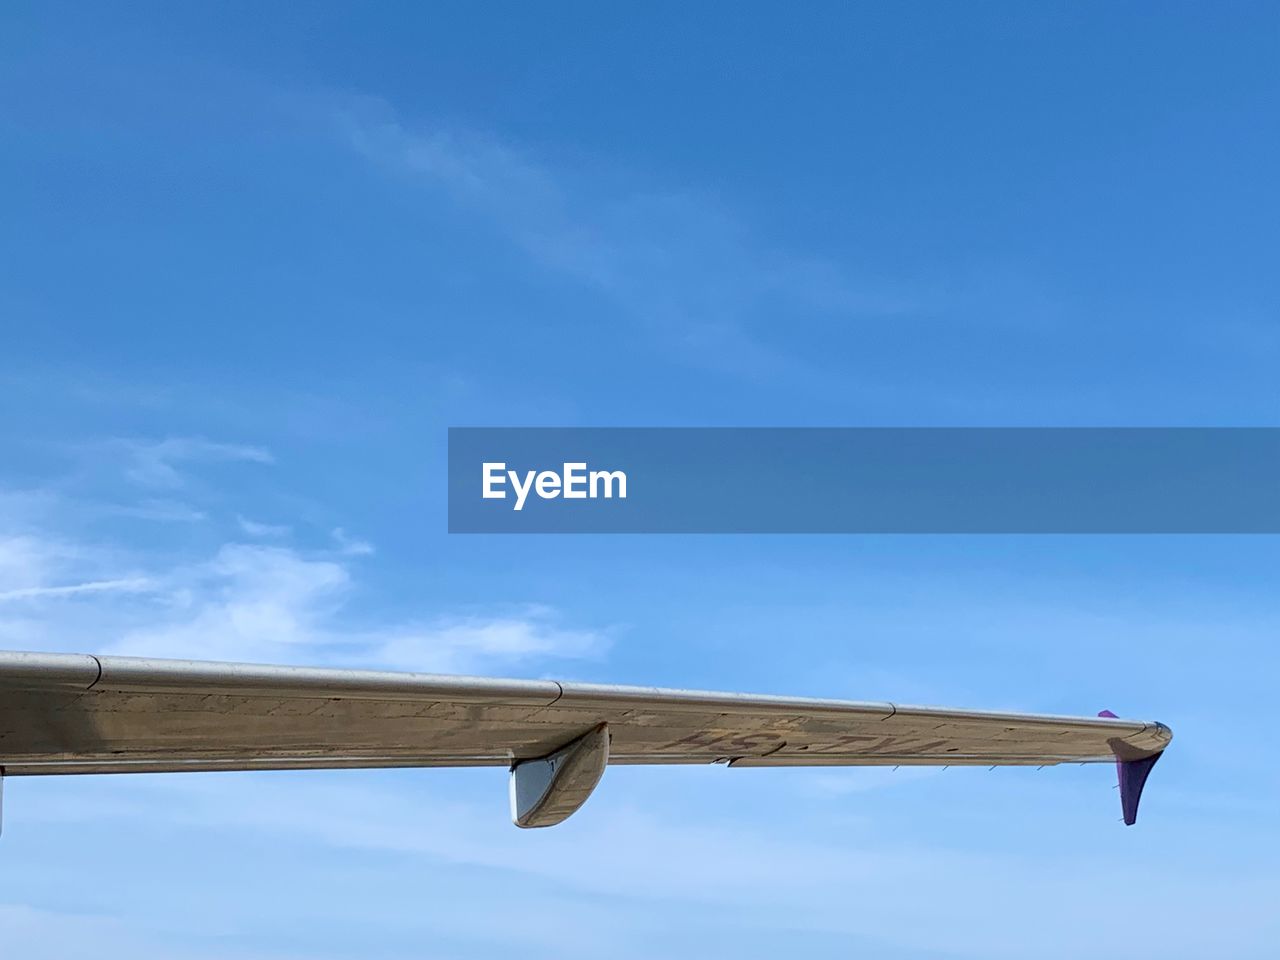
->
<box><xmin>339</xmin><ymin>102</ymin><xmax>912</xmax><ymax>380</ymax></box>
<box><xmin>330</xmin><ymin>526</ymin><xmax>373</xmax><ymax>556</ymax></box>
<box><xmin>107</xmin><ymin>499</ymin><xmax>208</xmax><ymax>523</ymax></box>
<box><xmin>237</xmin><ymin>515</ymin><xmax>291</xmax><ymax>538</ymax></box>
<box><xmin>0</xmin><ymin>576</ymin><xmax>154</xmax><ymax>602</ymax></box>
<box><xmin>1</xmin><ymin>526</ymin><xmax>606</xmax><ymax>673</ymax></box>
<box><xmin>116</xmin><ymin>437</ymin><xmax>273</xmax><ymax>488</ymax></box>
<box><xmin>0</xmin><ymin>533</ymin><xmax>111</xmax><ymax>596</ymax></box>
<box><xmin>371</xmin><ymin>607</ymin><xmax>606</xmax><ymax>673</ymax></box>
<box><xmin>19</xmin><ymin>770</ymin><xmax>1277</xmax><ymax>960</ymax></box>
<box><xmin>2</xmin><ymin>443</ymin><xmax>603</xmax><ymax>674</ymax></box>
<box><xmin>106</xmin><ymin>541</ymin><xmax>606</xmax><ymax>671</ymax></box>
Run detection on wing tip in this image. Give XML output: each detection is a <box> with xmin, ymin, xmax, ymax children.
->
<box><xmin>1099</xmin><ymin>709</ymin><xmax>1165</xmax><ymax>826</ymax></box>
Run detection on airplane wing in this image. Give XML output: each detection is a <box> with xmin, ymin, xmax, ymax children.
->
<box><xmin>0</xmin><ymin>651</ymin><xmax>1171</xmax><ymax>829</ymax></box>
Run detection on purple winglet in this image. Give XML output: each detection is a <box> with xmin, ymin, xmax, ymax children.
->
<box><xmin>1099</xmin><ymin>709</ymin><xmax>1163</xmax><ymax>826</ymax></box>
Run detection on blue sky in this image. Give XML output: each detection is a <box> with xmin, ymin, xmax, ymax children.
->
<box><xmin>1</xmin><ymin>3</ymin><xmax>1279</xmax><ymax>957</ymax></box>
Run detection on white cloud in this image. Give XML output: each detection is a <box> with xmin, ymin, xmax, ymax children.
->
<box><xmin>339</xmin><ymin>103</ymin><xmax>911</xmax><ymax>381</ymax></box>
<box><xmin>111</xmin><ymin>499</ymin><xmax>208</xmax><ymax>523</ymax></box>
<box><xmin>19</xmin><ymin>771</ymin><xmax>1278</xmax><ymax>960</ymax></box>
<box><xmin>237</xmin><ymin>515</ymin><xmax>291</xmax><ymax>538</ymax></box>
<box><xmin>107</xmin><ymin>541</ymin><xmax>605</xmax><ymax>671</ymax></box>
<box><xmin>110</xmin><ymin>544</ymin><xmax>351</xmax><ymax>662</ymax></box>
<box><xmin>0</xmin><ymin>576</ymin><xmax>154</xmax><ymax>603</ymax></box>
<box><xmin>371</xmin><ymin>609</ymin><xmax>606</xmax><ymax>673</ymax></box>
<box><xmin>0</xmin><ymin>533</ymin><xmax>142</xmax><ymax>600</ymax></box>
<box><xmin>116</xmin><ymin>436</ymin><xmax>273</xmax><ymax>488</ymax></box>
<box><xmin>0</xmin><ymin>535</ymin><xmax>62</xmax><ymax>594</ymax></box>
<box><xmin>0</xmin><ymin>526</ymin><xmax>605</xmax><ymax>673</ymax></box>
<box><xmin>1</xmin><ymin>454</ymin><xmax>602</xmax><ymax>674</ymax></box>
<box><xmin>330</xmin><ymin>526</ymin><xmax>373</xmax><ymax>556</ymax></box>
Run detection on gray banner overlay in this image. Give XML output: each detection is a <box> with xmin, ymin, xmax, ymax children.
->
<box><xmin>448</xmin><ymin>428</ymin><xmax>1280</xmax><ymax>533</ymax></box>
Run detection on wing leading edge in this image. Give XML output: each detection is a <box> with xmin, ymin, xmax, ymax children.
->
<box><xmin>0</xmin><ymin>651</ymin><xmax>1171</xmax><ymax>829</ymax></box>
